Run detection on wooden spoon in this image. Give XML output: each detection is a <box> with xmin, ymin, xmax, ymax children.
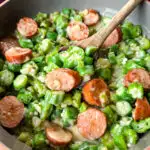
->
<box><xmin>73</xmin><ymin>0</ymin><xmax>143</xmax><ymax>49</ymax></box>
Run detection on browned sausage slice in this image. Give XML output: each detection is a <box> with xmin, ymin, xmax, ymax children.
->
<box><xmin>45</xmin><ymin>68</ymin><xmax>81</xmax><ymax>92</ymax></box>
<box><xmin>5</xmin><ymin>47</ymin><xmax>32</xmax><ymax>64</ymax></box>
<box><xmin>133</xmin><ymin>97</ymin><xmax>150</xmax><ymax>121</ymax></box>
<box><xmin>82</xmin><ymin>78</ymin><xmax>110</xmax><ymax>107</ymax></box>
<box><xmin>46</xmin><ymin>123</ymin><xmax>72</xmax><ymax>146</ymax></box>
<box><xmin>83</xmin><ymin>9</ymin><xmax>100</xmax><ymax>26</ymax></box>
<box><xmin>0</xmin><ymin>96</ymin><xmax>24</xmax><ymax>128</ymax></box>
<box><xmin>77</xmin><ymin>108</ymin><xmax>107</xmax><ymax>140</ymax></box>
<box><xmin>102</xmin><ymin>27</ymin><xmax>122</xmax><ymax>48</ymax></box>
<box><xmin>124</xmin><ymin>68</ymin><xmax>150</xmax><ymax>90</ymax></box>
<box><xmin>17</xmin><ymin>17</ymin><xmax>38</xmax><ymax>37</ymax></box>
<box><xmin>0</xmin><ymin>36</ymin><xmax>19</xmax><ymax>54</ymax></box>
<box><xmin>67</xmin><ymin>21</ymin><xmax>89</xmax><ymax>41</ymax></box>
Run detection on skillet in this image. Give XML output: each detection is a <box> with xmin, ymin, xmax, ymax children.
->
<box><xmin>0</xmin><ymin>0</ymin><xmax>150</xmax><ymax>149</ymax></box>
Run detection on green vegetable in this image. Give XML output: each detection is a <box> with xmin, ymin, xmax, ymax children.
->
<box><xmin>122</xmin><ymin>22</ymin><xmax>142</xmax><ymax>40</ymax></box>
<box><xmin>136</xmin><ymin>36</ymin><xmax>150</xmax><ymax>50</ymax></box>
<box><xmin>144</xmin><ymin>55</ymin><xmax>150</xmax><ymax>71</ymax></box>
<box><xmin>116</xmin><ymin>53</ymin><xmax>127</xmax><ymax>65</ymax></box>
<box><xmin>132</xmin><ymin>118</ymin><xmax>150</xmax><ymax>133</ymax></box>
<box><xmin>18</xmin><ymin>132</ymin><xmax>31</xmax><ymax>143</ymax></box>
<box><xmin>113</xmin><ymin>135</ymin><xmax>127</xmax><ymax>150</ymax></box>
<box><xmin>13</xmin><ymin>74</ymin><xmax>28</xmax><ymax>90</ymax></box>
<box><xmin>50</xmin><ymin>11</ymin><xmax>60</xmax><ymax>23</ymax></box>
<box><xmin>57</xmin><ymin>36</ymin><xmax>69</xmax><ymax>46</ymax></box>
<box><xmin>19</xmin><ymin>38</ymin><xmax>34</xmax><ymax>48</ymax></box>
<box><xmin>103</xmin><ymin>106</ymin><xmax>118</xmax><ymax>126</ymax></box>
<box><xmin>56</xmin><ymin>15</ymin><xmax>68</xmax><ymax>31</ymax></box>
<box><xmin>116</xmin><ymin>101</ymin><xmax>132</xmax><ymax>116</ymax></box>
<box><xmin>20</xmin><ymin>61</ymin><xmax>38</xmax><ymax>77</ymax></box>
<box><xmin>116</xmin><ymin>86</ymin><xmax>133</xmax><ymax>102</ymax></box>
<box><xmin>51</xmin><ymin>108</ymin><xmax>62</xmax><ymax>120</ymax></box>
<box><xmin>108</xmin><ymin>52</ymin><xmax>117</xmax><ymax>64</ymax></box>
<box><xmin>40</xmin><ymin>90</ymin><xmax>53</xmax><ymax>120</ymax></box>
<box><xmin>131</xmin><ymin>25</ymin><xmax>142</xmax><ymax>38</ymax></box>
<box><xmin>61</xmin><ymin>106</ymin><xmax>78</xmax><ymax>127</ymax></box>
<box><xmin>96</xmin><ymin>68</ymin><xmax>112</xmax><ymax>81</ymax></box>
<box><xmin>61</xmin><ymin>8</ymin><xmax>71</xmax><ymax>18</ymax></box>
<box><xmin>110</xmin><ymin>92</ymin><xmax>120</xmax><ymax>102</ymax></box>
<box><xmin>111</xmin><ymin>124</ymin><xmax>127</xmax><ymax>150</ymax></box>
<box><xmin>25</xmin><ymin>101</ymin><xmax>40</xmax><ymax>119</ymax></box>
<box><xmin>79</xmin><ymin>102</ymin><xmax>88</xmax><ymax>113</ymax></box>
<box><xmin>47</xmin><ymin>53</ymin><xmax>62</xmax><ymax>67</ymax></box>
<box><xmin>123</xmin><ymin>60</ymin><xmax>142</xmax><ymax>74</ymax></box>
<box><xmin>70</xmin><ymin>141</ymin><xmax>101</xmax><ymax>150</ymax></box>
<box><xmin>32</xmin><ymin>28</ymin><xmax>47</xmax><ymax>43</ymax></box>
<box><xmin>85</xmin><ymin>46</ymin><xmax>97</xmax><ymax>56</ymax></box>
<box><xmin>44</xmin><ymin>62</ymin><xmax>59</xmax><ymax>73</ymax></box>
<box><xmin>32</xmin><ymin>80</ymin><xmax>47</xmax><ymax>98</ymax></box>
<box><xmin>122</xmin><ymin>27</ymin><xmax>132</xmax><ymax>40</ymax></box>
<box><xmin>72</xmin><ymin>90</ymin><xmax>82</xmax><ymax>108</ymax></box>
<box><xmin>111</xmin><ymin>124</ymin><xmax>123</xmax><ymax>136</ymax></box>
<box><xmin>59</xmin><ymin>46</ymin><xmax>84</xmax><ymax>69</ymax></box>
<box><xmin>77</xmin><ymin>64</ymin><xmax>94</xmax><ymax>76</ymax></box>
<box><xmin>69</xmin><ymin>142</ymin><xmax>82</xmax><ymax>150</ymax></box>
<box><xmin>32</xmin><ymin>116</ymin><xmax>42</xmax><ymax>128</ymax></box>
<box><xmin>17</xmin><ymin>89</ymin><xmax>34</xmax><ymax>104</ymax></box>
<box><xmin>38</xmin><ymin>39</ymin><xmax>53</xmax><ymax>54</ymax></box>
<box><xmin>40</xmin><ymin>20</ymin><xmax>50</xmax><ymax>28</ymax></box>
<box><xmin>128</xmin><ymin>82</ymin><xmax>144</xmax><ymax>99</ymax></box>
<box><xmin>32</xmin><ymin>56</ymin><xmax>45</xmax><ymax>64</ymax></box>
<box><xmin>119</xmin><ymin>117</ymin><xmax>133</xmax><ymax>126</ymax></box>
<box><xmin>95</xmin><ymin>58</ymin><xmax>111</xmax><ymax>70</ymax></box>
<box><xmin>61</xmin><ymin>94</ymin><xmax>73</xmax><ymax>108</ymax></box>
<box><xmin>46</xmin><ymin>31</ymin><xmax>58</xmax><ymax>41</ymax></box>
<box><xmin>134</xmin><ymin>50</ymin><xmax>146</xmax><ymax>61</ymax></box>
<box><xmin>109</xmin><ymin>65</ymin><xmax>124</xmax><ymax>89</ymax></box>
<box><xmin>84</xmin><ymin>56</ymin><xmax>93</xmax><ymax>65</ymax></box>
<box><xmin>71</xmin><ymin>15</ymin><xmax>82</xmax><ymax>22</ymax></box>
<box><xmin>0</xmin><ymin>69</ymin><xmax>14</xmax><ymax>87</ymax></box>
<box><xmin>37</xmin><ymin>72</ymin><xmax>46</xmax><ymax>83</ymax></box>
<box><xmin>101</xmin><ymin>132</ymin><xmax>115</xmax><ymax>149</ymax></box>
<box><xmin>49</xmin><ymin>91</ymin><xmax>65</xmax><ymax>106</ymax></box>
<box><xmin>123</xmin><ymin>126</ymin><xmax>138</xmax><ymax>145</ymax></box>
<box><xmin>7</xmin><ymin>62</ymin><xmax>21</xmax><ymax>72</ymax></box>
<box><xmin>35</xmin><ymin>12</ymin><xmax>48</xmax><ymax>23</ymax></box>
<box><xmin>32</xmin><ymin>133</ymin><xmax>46</xmax><ymax>148</ymax></box>
<box><xmin>119</xmin><ymin>41</ymin><xmax>130</xmax><ymax>55</ymax></box>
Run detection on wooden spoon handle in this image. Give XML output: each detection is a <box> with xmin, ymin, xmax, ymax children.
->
<box><xmin>94</xmin><ymin>0</ymin><xmax>143</xmax><ymax>47</ymax></box>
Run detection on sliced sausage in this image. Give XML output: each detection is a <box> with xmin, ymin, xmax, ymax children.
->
<box><xmin>77</xmin><ymin>108</ymin><xmax>107</xmax><ymax>140</ymax></box>
<box><xmin>45</xmin><ymin>68</ymin><xmax>81</xmax><ymax>92</ymax></box>
<box><xmin>0</xmin><ymin>96</ymin><xmax>24</xmax><ymax>128</ymax></box>
<box><xmin>102</xmin><ymin>27</ymin><xmax>122</xmax><ymax>48</ymax></box>
<box><xmin>124</xmin><ymin>68</ymin><xmax>150</xmax><ymax>90</ymax></box>
<box><xmin>133</xmin><ymin>97</ymin><xmax>150</xmax><ymax>121</ymax></box>
<box><xmin>67</xmin><ymin>21</ymin><xmax>89</xmax><ymax>41</ymax></box>
<box><xmin>0</xmin><ymin>143</ymin><xmax>10</xmax><ymax>150</ymax></box>
<box><xmin>82</xmin><ymin>78</ymin><xmax>110</xmax><ymax>107</ymax></box>
<box><xmin>17</xmin><ymin>17</ymin><xmax>38</xmax><ymax>37</ymax></box>
<box><xmin>5</xmin><ymin>47</ymin><xmax>32</xmax><ymax>64</ymax></box>
<box><xmin>0</xmin><ymin>36</ymin><xmax>19</xmax><ymax>54</ymax></box>
<box><xmin>83</xmin><ymin>9</ymin><xmax>100</xmax><ymax>26</ymax></box>
<box><xmin>45</xmin><ymin>123</ymin><xmax>72</xmax><ymax>146</ymax></box>
<box><xmin>145</xmin><ymin>146</ymin><xmax>150</xmax><ymax>150</ymax></box>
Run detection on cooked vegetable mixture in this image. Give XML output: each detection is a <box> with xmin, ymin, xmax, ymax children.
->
<box><xmin>0</xmin><ymin>8</ymin><xmax>150</xmax><ymax>150</ymax></box>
